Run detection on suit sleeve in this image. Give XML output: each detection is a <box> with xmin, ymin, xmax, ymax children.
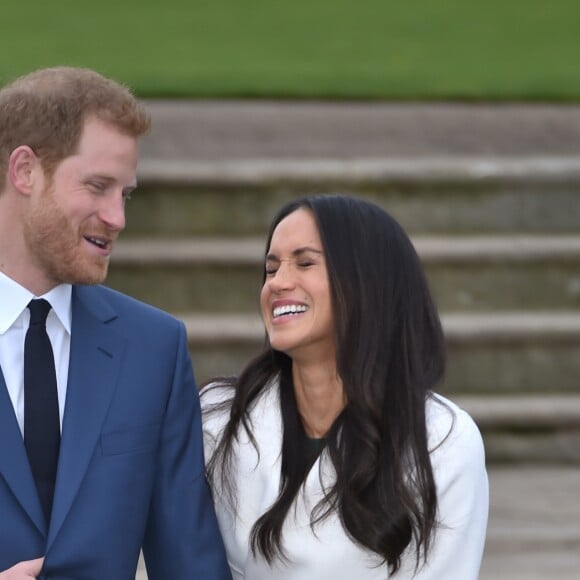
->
<box><xmin>142</xmin><ymin>322</ymin><xmax>232</xmax><ymax>579</ymax></box>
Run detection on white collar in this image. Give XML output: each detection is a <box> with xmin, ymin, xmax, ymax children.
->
<box><xmin>0</xmin><ymin>271</ymin><xmax>72</xmax><ymax>334</ymax></box>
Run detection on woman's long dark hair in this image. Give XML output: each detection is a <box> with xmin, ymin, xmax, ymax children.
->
<box><xmin>204</xmin><ymin>194</ymin><xmax>447</xmax><ymax>575</ymax></box>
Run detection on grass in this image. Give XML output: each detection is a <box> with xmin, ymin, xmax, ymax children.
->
<box><xmin>1</xmin><ymin>0</ymin><xmax>579</xmax><ymax>100</ymax></box>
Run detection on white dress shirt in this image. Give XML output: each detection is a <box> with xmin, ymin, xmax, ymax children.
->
<box><xmin>0</xmin><ymin>271</ymin><xmax>72</xmax><ymax>434</ymax></box>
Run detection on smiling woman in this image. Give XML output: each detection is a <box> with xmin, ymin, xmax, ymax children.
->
<box><xmin>261</xmin><ymin>209</ymin><xmax>334</xmax><ymax>368</ymax></box>
<box><xmin>201</xmin><ymin>194</ymin><xmax>489</xmax><ymax>580</ymax></box>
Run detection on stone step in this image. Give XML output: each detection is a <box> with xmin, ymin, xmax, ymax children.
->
<box><xmin>127</xmin><ymin>156</ymin><xmax>580</xmax><ymax>236</ymax></box>
<box><xmin>131</xmin><ymin>101</ymin><xmax>580</xmax><ymax>576</ymax></box>
<box><xmin>140</xmin><ymin>101</ymin><xmax>580</xmax><ymax>161</ymax></box>
<box><xmin>479</xmin><ymin>466</ymin><xmax>580</xmax><ymax>579</ymax></box>
<box><xmin>108</xmin><ymin>235</ymin><xmax>580</xmax><ymax>312</ymax></box>
<box><xmin>176</xmin><ymin>311</ymin><xmax>580</xmax><ymax>394</ymax></box>
<box><xmin>454</xmin><ymin>395</ymin><xmax>580</xmax><ymax>463</ymax></box>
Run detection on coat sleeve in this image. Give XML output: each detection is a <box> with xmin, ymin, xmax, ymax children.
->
<box><xmin>142</xmin><ymin>322</ymin><xmax>232</xmax><ymax>579</ymax></box>
<box><xmin>408</xmin><ymin>404</ymin><xmax>489</xmax><ymax>580</ymax></box>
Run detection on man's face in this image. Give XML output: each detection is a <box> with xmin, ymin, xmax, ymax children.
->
<box><xmin>22</xmin><ymin>117</ymin><xmax>138</xmax><ymax>291</ymax></box>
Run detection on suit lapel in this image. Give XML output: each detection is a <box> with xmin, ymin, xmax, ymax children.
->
<box><xmin>0</xmin><ymin>369</ymin><xmax>45</xmax><ymax>534</ymax></box>
<box><xmin>47</xmin><ymin>286</ymin><xmax>126</xmax><ymax>547</ymax></box>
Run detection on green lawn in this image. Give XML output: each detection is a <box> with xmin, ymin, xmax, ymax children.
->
<box><xmin>1</xmin><ymin>0</ymin><xmax>579</xmax><ymax>100</ymax></box>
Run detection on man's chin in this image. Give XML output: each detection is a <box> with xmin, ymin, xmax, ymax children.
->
<box><xmin>64</xmin><ymin>265</ymin><xmax>109</xmax><ymax>286</ymax></box>
<box><xmin>82</xmin><ymin>270</ymin><xmax>108</xmax><ymax>286</ymax></box>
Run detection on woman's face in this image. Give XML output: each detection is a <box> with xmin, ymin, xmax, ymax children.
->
<box><xmin>260</xmin><ymin>208</ymin><xmax>335</xmax><ymax>363</ymax></box>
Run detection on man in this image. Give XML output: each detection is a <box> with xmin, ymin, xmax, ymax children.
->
<box><xmin>0</xmin><ymin>67</ymin><xmax>231</xmax><ymax>579</ymax></box>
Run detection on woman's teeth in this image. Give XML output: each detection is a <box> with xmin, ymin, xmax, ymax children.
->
<box><xmin>273</xmin><ymin>304</ymin><xmax>308</xmax><ymax>318</ymax></box>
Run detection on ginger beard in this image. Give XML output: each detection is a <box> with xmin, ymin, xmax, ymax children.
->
<box><xmin>22</xmin><ymin>182</ymin><xmax>114</xmax><ymax>287</ymax></box>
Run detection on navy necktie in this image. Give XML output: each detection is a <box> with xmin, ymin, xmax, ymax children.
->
<box><xmin>24</xmin><ymin>299</ymin><xmax>60</xmax><ymax>525</ymax></box>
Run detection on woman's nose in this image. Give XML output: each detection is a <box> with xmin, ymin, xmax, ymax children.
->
<box><xmin>267</xmin><ymin>263</ymin><xmax>295</xmax><ymax>291</ymax></box>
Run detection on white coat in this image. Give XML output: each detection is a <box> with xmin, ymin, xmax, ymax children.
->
<box><xmin>202</xmin><ymin>380</ymin><xmax>489</xmax><ymax>580</ymax></box>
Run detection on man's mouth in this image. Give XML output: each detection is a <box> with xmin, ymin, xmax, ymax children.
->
<box><xmin>84</xmin><ymin>235</ymin><xmax>111</xmax><ymax>250</ymax></box>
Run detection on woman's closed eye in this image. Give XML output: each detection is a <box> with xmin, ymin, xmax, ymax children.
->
<box><xmin>265</xmin><ymin>259</ymin><xmax>279</xmax><ymax>275</ymax></box>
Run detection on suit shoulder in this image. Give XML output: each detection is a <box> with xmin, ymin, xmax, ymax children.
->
<box><xmin>93</xmin><ymin>285</ymin><xmax>182</xmax><ymax>328</ymax></box>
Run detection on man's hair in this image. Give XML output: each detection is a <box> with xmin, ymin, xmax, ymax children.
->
<box><xmin>0</xmin><ymin>66</ymin><xmax>150</xmax><ymax>188</ymax></box>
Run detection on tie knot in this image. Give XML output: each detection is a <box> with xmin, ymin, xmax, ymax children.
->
<box><xmin>28</xmin><ymin>299</ymin><xmax>52</xmax><ymax>326</ymax></box>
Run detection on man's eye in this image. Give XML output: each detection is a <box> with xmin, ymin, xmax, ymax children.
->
<box><xmin>88</xmin><ymin>181</ymin><xmax>106</xmax><ymax>192</ymax></box>
<box><xmin>122</xmin><ymin>190</ymin><xmax>133</xmax><ymax>202</ymax></box>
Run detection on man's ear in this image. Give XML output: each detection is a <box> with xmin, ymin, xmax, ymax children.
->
<box><xmin>8</xmin><ymin>146</ymin><xmax>43</xmax><ymax>195</ymax></box>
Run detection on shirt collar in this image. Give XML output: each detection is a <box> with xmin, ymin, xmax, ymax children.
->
<box><xmin>0</xmin><ymin>271</ymin><xmax>72</xmax><ymax>334</ymax></box>
<box><xmin>43</xmin><ymin>284</ymin><xmax>73</xmax><ymax>334</ymax></box>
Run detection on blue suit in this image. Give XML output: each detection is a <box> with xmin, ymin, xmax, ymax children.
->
<box><xmin>0</xmin><ymin>285</ymin><xmax>231</xmax><ymax>579</ymax></box>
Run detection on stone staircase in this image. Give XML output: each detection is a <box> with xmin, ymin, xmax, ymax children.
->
<box><xmin>111</xmin><ymin>159</ymin><xmax>580</xmax><ymax>464</ymax></box>
<box><xmin>126</xmin><ymin>100</ymin><xmax>580</xmax><ymax>580</ymax></box>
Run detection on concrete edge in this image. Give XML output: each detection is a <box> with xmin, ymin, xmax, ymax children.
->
<box><xmin>454</xmin><ymin>395</ymin><xmax>580</xmax><ymax>428</ymax></box>
<box><xmin>177</xmin><ymin>312</ymin><xmax>580</xmax><ymax>345</ymax></box>
<box><xmin>112</xmin><ymin>236</ymin><xmax>580</xmax><ymax>264</ymax></box>
<box><xmin>137</xmin><ymin>156</ymin><xmax>580</xmax><ymax>186</ymax></box>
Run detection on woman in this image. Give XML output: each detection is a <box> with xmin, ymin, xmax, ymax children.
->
<box><xmin>202</xmin><ymin>195</ymin><xmax>488</xmax><ymax>579</ymax></box>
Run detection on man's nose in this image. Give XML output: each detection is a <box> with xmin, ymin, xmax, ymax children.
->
<box><xmin>98</xmin><ymin>193</ymin><xmax>126</xmax><ymax>231</ymax></box>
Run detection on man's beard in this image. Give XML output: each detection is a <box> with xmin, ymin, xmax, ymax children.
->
<box><xmin>23</xmin><ymin>187</ymin><xmax>111</xmax><ymax>287</ymax></box>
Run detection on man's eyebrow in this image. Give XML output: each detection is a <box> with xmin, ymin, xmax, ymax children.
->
<box><xmin>84</xmin><ymin>174</ymin><xmax>137</xmax><ymax>189</ymax></box>
<box><xmin>266</xmin><ymin>246</ymin><xmax>323</xmax><ymax>261</ymax></box>
<box><xmin>85</xmin><ymin>172</ymin><xmax>114</xmax><ymax>180</ymax></box>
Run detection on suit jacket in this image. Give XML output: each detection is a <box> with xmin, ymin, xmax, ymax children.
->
<box><xmin>202</xmin><ymin>381</ymin><xmax>489</xmax><ymax>580</ymax></box>
<box><xmin>0</xmin><ymin>284</ymin><xmax>231</xmax><ymax>579</ymax></box>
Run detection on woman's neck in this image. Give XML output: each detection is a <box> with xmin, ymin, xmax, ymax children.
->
<box><xmin>292</xmin><ymin>360</ymin><xmax>345</xmax><ymax>438</ymax></box>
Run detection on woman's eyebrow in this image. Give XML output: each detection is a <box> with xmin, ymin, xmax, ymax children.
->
<box><xmin>293</xmin><ymin>247</ymin><xmax>323</xmax><ymax>256</ymax></box>
<box><xmin>266</xmin><ymin>247</ymin><xmax>323</xmax><ymax>261</ymax></box>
